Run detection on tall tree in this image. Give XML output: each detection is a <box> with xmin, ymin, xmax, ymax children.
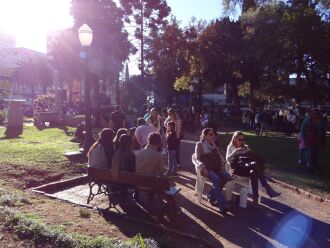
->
<box><xmin>120</xmin><ymin>0</ymin><xmax>171</xmax><ymax>80</ymax></box>
<box><xmin>147</xmin><ymin>18</ymin><xmax>188</xmax><ymax>102</ymax></box>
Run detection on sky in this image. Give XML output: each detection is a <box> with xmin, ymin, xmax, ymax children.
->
<box><xmin>0</xmin><ymin>0</ymin><xmax>223</xmax><ymax>74</ymax></box>
<box><xmin>0</xmin><ymin>0</ymin><xmax>73</xmax><ymax>52</ymax></box>
<box><xmin>167</xmin><ymin>0</ymin><xmax>223</xmax><ymax>25</ymax></box>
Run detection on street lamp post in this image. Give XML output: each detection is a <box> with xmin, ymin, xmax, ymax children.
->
<box><xmin>78</xmin><ymin>24</ymin><xmax>94</xmax><ymax>153</ymax></box>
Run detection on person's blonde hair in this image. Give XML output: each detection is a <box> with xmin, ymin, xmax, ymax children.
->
<box><xmin>230</xmin><ymin>131</ymin><xmax>244</xmax><ymax>147</ymax></box>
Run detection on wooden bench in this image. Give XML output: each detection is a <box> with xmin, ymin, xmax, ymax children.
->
<box><xmin>87</xmin><ymin>167</ymin><xmax>181</xmax><ymax>222</ymax></box>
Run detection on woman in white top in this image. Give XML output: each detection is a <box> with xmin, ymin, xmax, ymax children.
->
<box><xmin>146</xmin><ymin>108</ymin><xmax>161</xmax><ymax>133</ymax></box>
<box><xmin>88</xmin><ymin>128</ymin><xmax>114</xmax><ymax>168</ymax></box>
<box><xmin>226</xmin><ymin>131</ymin><xmax>280</xmax><ymax>207</ymax></box>
<box><xmin>195</xmin><ymin>128</ymin><xmax>231</xmax><ymax>214</ymax></box>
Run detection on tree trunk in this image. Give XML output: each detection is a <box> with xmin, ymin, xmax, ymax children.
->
<box><xmin>197</xmin><ymin>78</ymin><xmax>203</xmax><ymax>107</ymax></box>
<box><xmin>249</xmin><ymin>81</ymin><xmax>254</xmax><ymax>108</ymax></box>
<box><xmin>232</xmin><ymin>81</ymin><xmax>241</xmax><ymax>116</ymax></box>
<box><xmin>115</xmin><ymin>73</ymin><xmax>120</xmax><ymax>105</ymax></box>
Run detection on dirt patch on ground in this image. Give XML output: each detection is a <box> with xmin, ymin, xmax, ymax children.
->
<box><xmin>0</xmin><ymin>163</ymin><xmax>84</xmax><ymax>190</ymax></box>
<box><xmin>18</xmin><ymin>193</ymin><xmax>200</xmax><ymax>247</ymax></box>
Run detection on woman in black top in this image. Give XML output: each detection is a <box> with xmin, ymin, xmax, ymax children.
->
<box><xmin>166</xmin><ymin>121</ymin><xmax>178</xmax><ymax>176</ymax></box>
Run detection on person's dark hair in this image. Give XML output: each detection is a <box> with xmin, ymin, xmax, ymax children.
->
<box><xmin>113</xmin><ymin>128</ymin><xmax>128</xmax><ymax>150</ymax></box>
<box><xmin>167</xmin><ymin>121</ymin><xmax>176</xmax><ymax>131</ymax></box>
<box><xmin>128</xmin><ymin>127</ymin><xmax>136</xmax><ymax>137</ymax></box>
<box><xmin>137</xmin><ymin>118</ymin><xmax>146</xmax><ymax>126</ymax></box>
<box><xmin>200</xmin><ymin>128</ymin><xmax>214</xmax><ymax>141</ymax></box>
<box><xmin>148</xmin><ymin>132</ymin><xmax>162</xmax><ymax>146</ymax></box>
<box><xmin>88</xmin><ymin>128</ymin><xmax>114</xmax><ymax>166</ymax></box>
<box><xmin>118</xmin><ymin>134</ymin><xmax>132</xmax><ymax>152</ymax></box>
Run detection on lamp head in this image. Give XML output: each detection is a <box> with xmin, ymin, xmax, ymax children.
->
<box><xmin>78</xmin><ymin>24</ymin><xmax>93</xmax><ymax>47</ymax></box>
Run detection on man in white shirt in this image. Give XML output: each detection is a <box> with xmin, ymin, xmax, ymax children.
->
<box><xmin>135</xmin><ymin>118</ymin><xmax>158</xmax><ymax>147</ymax></box>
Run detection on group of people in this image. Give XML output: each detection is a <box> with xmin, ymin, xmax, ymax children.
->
<box><xmin>194</xmin><ymin>128</ymin><xmax>281</xmax><ymax>214</ymax></box>
<box><xmin>88</xmin><ymin>113</ymin><xmax>282</xmax><ymax>215</ymax></box>
<box><xmin>89</xmin><ymin>106</ymin><xmax>183</xmax><ymax>181</ymax></box>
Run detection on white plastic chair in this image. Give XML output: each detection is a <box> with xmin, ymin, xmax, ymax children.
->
<box><xmin>192</xmin><ymin>153</ymin><xmax>253</xmax><ymax>202</ymax></box>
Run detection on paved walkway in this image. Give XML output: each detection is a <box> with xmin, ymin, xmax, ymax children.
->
<box><xmin>52</xmin><ymin>138</ymin><xmax>330</xmax><ymax>247</ymax></box>
<box><xmin>175</xmin><ymin>139</ymin><xmax>330</xmax><ymax>247</ymax></box>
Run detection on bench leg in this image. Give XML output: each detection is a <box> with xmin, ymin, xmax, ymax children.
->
<box><xmin>87</xmin><ymin>181</ymin><xmax>95</xmax><ymax>204</ymax></box>
<box><xmin>87</xmin><ymin>182</ymin><xmax>108</xmax><ymax>204</ymax></box>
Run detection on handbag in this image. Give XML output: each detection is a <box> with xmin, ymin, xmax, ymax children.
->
<box><xmin>231</xmin><ymin>154</ymin><xmax>257</xmax><ymax>177</ymax></box>
<box><xmin>201</xmin><ymin>149</ymin><xmax>224</xmax><ymax>172</ymax></box>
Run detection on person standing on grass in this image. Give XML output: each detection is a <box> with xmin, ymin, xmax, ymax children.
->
<box><xmin>135</xmin><ymin>118</ymin><xmax>158</xmax><ymax>148</ymax></box>
<box><xmin>146</xmin><ymin>108</ymin><xmax>161</xmax><ymax>133</ymax></box>
<box><xmin>242</xmin><ymin>112</ymin><xmax>249</xmax><ymax>131</ymax></box>
<box><xmin>109</xmin><ymin>105</ymin><xmax>126</xmax><ymax>134</ymax></box>
<box><xmin>88</xmin><ymin>128</ymin><xmax>114</xmax><ymax>168</ymax></box>
<box><xmin>297</xmin><ymin>132</ymin><xmax>309</xmax><ymax>166</ymax></box>
<box><xmin>255</xmin><ymin>110</ymin><xmax>261</xmax><ymax>135</ymax></box>
<box><xmin>166</xmin><ymin>121</ymin><xmax>178</xmax><ymax>176</ymax></box>
<box><xmin>164</xmin><ymin>109</ymin><xmax>182</xmax><ymax>167</ymax></box>
<box><xmin>300</xmin><ymin>108</ymin><xmax>326</xmax><ymax>173</ymax></box>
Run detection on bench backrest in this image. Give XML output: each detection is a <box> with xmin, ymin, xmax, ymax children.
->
<box><xmin>87</xmin><ymin>167</ymin><xmax>170</xmax><ymax>191</ymax></box>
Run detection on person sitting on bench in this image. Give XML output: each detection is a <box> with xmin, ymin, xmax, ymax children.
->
<box><xmin>112</xmin><ymin>134</ymin><xmax>136</xmax><ymax>176</ymax></box>
<box><xmin>135</xmin><ymin>132</ymin><xmax>166</xmax><ymax>205</ymax></box>
<box><xmin>226</xmin><ymin>131</ymin><xmax>281</xmax><ymax>208</ymax></box>
<box><xmin>88</xmin><ymin>128</ymin><xmax>114</xmax><ymax>168</ymax></box>
<box><xmin>110</xmin><ymin>134</ymin><xmax>136</xmax><ymax>196</ymax></box>
<box><xmin>136</xmin><ymin>132</ymin><xmax>166</xmax><ymax>176</ymax></box>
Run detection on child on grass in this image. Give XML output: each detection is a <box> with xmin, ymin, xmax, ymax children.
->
<box><xmin>166</xmin><ymin>121</ymin><xmax>178</xmax><ymax>176</ymax></box>
<box><xmin>297</xmin><ymin>132</ymin><xmax>309</xmax><ymax>166</ymax></box>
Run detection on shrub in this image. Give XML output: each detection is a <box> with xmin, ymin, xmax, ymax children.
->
<box><xmin>79</xmin><ymin>208</ymin><xmax>91</xmax><ymax>219</ymax></box>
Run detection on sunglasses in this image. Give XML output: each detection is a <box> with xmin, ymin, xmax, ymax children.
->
<box><xmin>237</xmin><ymin>138</ymin><xmax>245</xmax><ymax>142</ymax></box>
<box><xmin>208</xmin><ymin>133</ymin><xmax>215</xmax><ymax>136</ymax></box>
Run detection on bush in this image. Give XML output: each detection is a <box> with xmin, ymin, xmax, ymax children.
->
<box><xmin>0</xmin><ymin>189</ymin><xmax>31</xmax><ymax>207</ymax></box>
<box><xmin>0</xmin><ymin>110</ymin><xmax>5</xmax><ymax>125</ymax></box>
<box><xmin>79</xmin><ymin>208</ymin><xmax>91</xmax><ymax>219</ymax></box>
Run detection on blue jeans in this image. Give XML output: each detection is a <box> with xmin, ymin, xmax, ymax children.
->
<box><xmin>167</xmin><ymin>150</ymin><xmax>177</xmax><ymax>175</ymax></box>
<box><xmin>207</xmin><ymin>170</ymin><xmax>230</xmax><ymax>211</ymax></box>
<box><xmin>298</xmin><ymin>148</ymin><xmax>309</xmax><ymax>164</ymax></box>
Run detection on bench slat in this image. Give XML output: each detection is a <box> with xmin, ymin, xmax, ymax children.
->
<box><xmin>87</xmin><ymin>167</ymin><xmax>170</xmax><ymax>191</ymax></box>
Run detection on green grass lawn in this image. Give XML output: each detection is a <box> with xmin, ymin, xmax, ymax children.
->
<box><xmin>219</xmin><ymin>131</ymin><xmax>330</xmax><ymax>198</ymax></box>
<box><xmin>0</xmin><ymin>126</ymin><xmax>78</xmax><ymax>169</ymax></box>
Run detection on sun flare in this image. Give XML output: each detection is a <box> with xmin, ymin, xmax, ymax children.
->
<box><xmin>0</xmin><ymin>0</ymin><xmax>73</xmax><ymax>52</ymax></box>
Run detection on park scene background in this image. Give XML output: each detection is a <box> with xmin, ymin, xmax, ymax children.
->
<box><xmin>0</xmin><ymin>0</ymin><xmax>330</xmax><ymax>247</ymax></box>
